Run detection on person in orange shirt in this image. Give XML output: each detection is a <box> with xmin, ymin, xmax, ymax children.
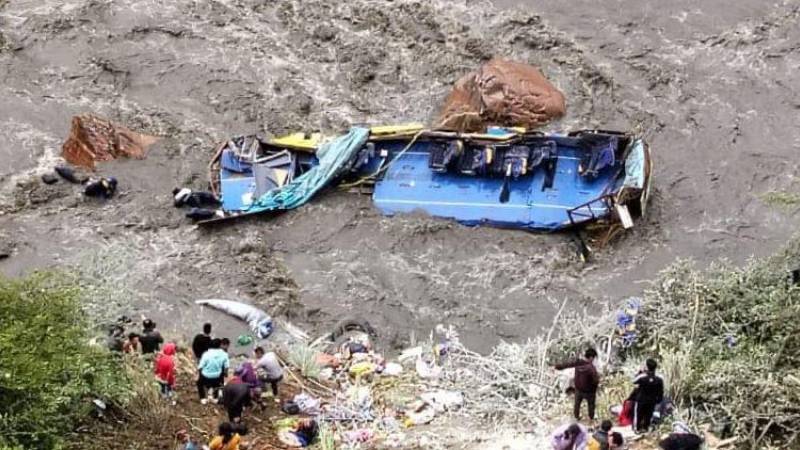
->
<box><xmin>122</xmin><ymin>333</ymin><xmax>140</xmax><ymax>354</ymax></box>
<box><xmin>209</xmin><ymin>422</ymin><xmax>241</xmax><ymax>450</ymax></box>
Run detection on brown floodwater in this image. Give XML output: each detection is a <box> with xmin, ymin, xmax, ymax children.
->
<box><xmin>1</xmin><ymin>0</ymin><xmax>798</xmax><ymax>351</ymax></box>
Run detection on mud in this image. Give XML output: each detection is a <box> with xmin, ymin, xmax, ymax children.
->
<box><xmin>1</xmin><ymin>0</ymin><xmax>799</xmax><ymax>352</ymax></box>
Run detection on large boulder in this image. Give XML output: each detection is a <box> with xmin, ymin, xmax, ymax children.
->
<box><xmin>61</xmin><ymin>114</ymin><xmax>157</xmax><ymax>169</ymax></box>
<box><xmin>436</xmin><ymin>57</ymin><xmax>566</xmax><ymax>132</ymax></box>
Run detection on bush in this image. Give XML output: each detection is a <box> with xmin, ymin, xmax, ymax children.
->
<box><xmin>287</xmin><ymin>343</ymin><xmax>322</xmax><ymax>379</ymax></box>
<box><xmin>637</xmin><ymin>239</ymin><xmax>800</xmax><ymax>448</ymax></box>
<box><xmin>0</xmin><ymin>272</ymin><xmax>130</xmax><ymax>449</ymax></box>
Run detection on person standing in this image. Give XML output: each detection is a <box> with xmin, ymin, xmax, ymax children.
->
<box><xmin>154</xmin><ymin>342</ymin><xmax>177</xmax><ymax>399</ymax></box>
<box><xmin>633</xmin><ymin>358</ymin><xmax>664</xmax><ymax>432</ymax></box>
<box><xmin>554</xmin><ymin>348</ymin><xmax>600</xmax><ymax>422</ymax></box>
<box><xmin>140</xmin><ymin>319</ymin><xmax>164</xmax><ymax>354</ymax></box>
<box><xmin>192</xmin><ymin>323</ymin><xmax>213</xmax><ymax>361</ymax></box>
<box><xmin>253</xmin><ymin>346</ymin><xmax>283</xmax><ymax>400</ymax></box>
<box><xmin>219</xmin><ymin>338</ymin><xmax>231</xmax><ymax>384</ymax></box>
<box><xmin>197</xmin><ymin>339</ymin><xmax>229</xmax><ymax>404</ymax></box>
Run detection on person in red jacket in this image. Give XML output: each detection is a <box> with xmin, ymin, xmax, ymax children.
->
<box><xmin>554</xmin><ymin>348</ymin><xmax>600</xmax><ymax>422</ymax></box>
<box><xmin>154</xmin><ymin>342</ymin><xmax>177</xmax><ymax>399</ymax></box>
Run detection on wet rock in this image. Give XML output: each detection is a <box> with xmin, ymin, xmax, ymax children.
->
<box><xmin>463</xmin><ymin>37</ymin><xmax>494</xmax><ymax>60</ymax></box>
<box><xmin>312</xmin><ymin>24</ymin><xmax>337</xmax><ymax>42</ymax></box>
<box><xmin>294</xmin><ymin>94</ymin><xmax>313</xmax><ymax>116</ymax></box>
<box><xmin>12</xmin><ymin>176</ymin><xmax>68</xmax><ymax>211</ymax></box>
<box><xmin>436</xmin><ymin>57</ymin><xmax>566</xmax><ymax>131</ymax></box>
<box><xmin>41</xmin><ymin>173</ymin><xmax>58</xmax><ymax>184</ymax></box>
<box><xmin>234</xmin><ymin>240</ymin><xmax>259</xmax><ymax>255</ymax></box>
<box><xmin>61</xmin><ymin>114</ymin><xmax>158</xmax><ymax>170</ymax></box>
<box><xmin>0</xmin><ymin>234</ymin><xmax>14</xmax><ymax>259</ymax></box>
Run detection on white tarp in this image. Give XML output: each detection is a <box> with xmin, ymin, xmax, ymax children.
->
<box><xmin>196</xmin><ymin>299</ymin><xmax>273</xmax><ymax>339</ymax></box>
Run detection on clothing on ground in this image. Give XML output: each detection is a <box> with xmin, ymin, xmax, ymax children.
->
<box><xmin>294</xmin><ymin>420</ymin><xmax>319</xmax><ymax>447</ymax></box>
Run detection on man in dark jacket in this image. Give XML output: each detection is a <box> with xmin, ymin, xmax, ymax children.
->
<box><xmin>139</xmin><ymin>318</ymin><xmax>164</xmax><ymax>354</ymax></box>
<box><xmin>633</xmin><ymin>358</ymin><xmax>665</xmax><ymax>432</ymax></box>
<box><xmin>554</xmin><ymin>348</ymin><xmax>600</xmax><ymax>421</ymax></box>
<box><xmin>222</xmin><ymin>377</ymin><xmax>252</xmax><ymax>422</ymax></box>
<box><xmin>192</xmin><ymin>323</ymin><xmax>213</xmax><ymax>361</ymax></box>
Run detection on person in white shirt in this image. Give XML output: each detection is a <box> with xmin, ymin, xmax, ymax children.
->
<box><xmin>253</xmin><ymin>346</ymin><xmax>283</xmax><ymax>399</ymax></box>
<box><xmin>172</xmin><ymin>187</ymin><xmax>221</xmax><ymax>208</ymax></box>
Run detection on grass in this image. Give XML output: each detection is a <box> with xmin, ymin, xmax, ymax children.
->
<box><xmin>760</xmin><ymin>190</ymin><xmax>800</xmax><ymax>211</ymax></box>
<box><xmin>286</xmin><ymin>343</ymin><xmax>323</xmax><ymax>380</ymax></box>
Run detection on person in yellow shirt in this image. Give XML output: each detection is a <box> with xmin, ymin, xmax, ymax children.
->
<box><xmin>588</xmin><ymin>431</ymin><xmax>624</xmax><ymax>450</ymax></box>
<box><xmin>209</xmin><ymin>422</ymin><xmax>241</xmax><ymax>450</ymax></box>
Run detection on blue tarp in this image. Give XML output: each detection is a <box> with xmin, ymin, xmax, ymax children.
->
<box><xmin>246</xmin><ymin>127</ymin><xmax>370</xmax><ymax>213</ymax></box>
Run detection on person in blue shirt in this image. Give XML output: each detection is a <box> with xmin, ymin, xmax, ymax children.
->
<box><xmin>197</xmin><ymin>338</ymin><xmax>230</xmax><ymax>403</ymax></box>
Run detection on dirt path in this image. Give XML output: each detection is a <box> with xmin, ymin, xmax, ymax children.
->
<box><xmin>1</xmin><ymin>0</ymin><xmax>798</xmax><ymax>352</ymax></box>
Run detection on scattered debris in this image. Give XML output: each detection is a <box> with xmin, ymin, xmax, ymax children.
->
<box><xmin>40</xmin><ymin>173</ymin><xmax>58</xmax><ymax>184</ymax></box>
<box><xmin>61</xmin><ymin>113</ymin><xmax>157</xmax><ymax>169</ymax></box>
<box><xmin>55</xmin><ymin>165</ymin><xmax>88</xmax><ymax>184</ymax></box>
<box><xmin>83</xmin><ymin>176</ymin><xmax>118</xmax><ymax>199</ymax></box>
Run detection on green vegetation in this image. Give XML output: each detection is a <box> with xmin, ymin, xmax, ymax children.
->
<box><xmin>0</xmin><ymin>273</ymin><xmax>131</xmax><ymax>449</ymax></box>
<box><xmin>636</xmin><ymin>239</ymin><xmax>800</xmax><ymax>448</ymax></box>
<box><xmin>760</xmin><ymin>190</ymin><xmax>800</xmax><ymax>211</ymax></box>
<box><xmin>287</xmin><ymin>343</ymin><xmax>322</xmax><ymax>379</ymax></box>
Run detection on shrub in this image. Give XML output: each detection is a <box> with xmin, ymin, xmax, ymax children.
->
<box><xmin>637</xmin><ymin>239</ymin><xmax>800</xmax><ymax>448</ymax></box>
<box><xmin>287</xmin><ymin>343</ymin><xmax>322</xmax><ymax>379</ymax></box>
<box><xmin>0</xmin><ymin>272</ymin><xmax>130</xmax><ymax>449</ymax></box>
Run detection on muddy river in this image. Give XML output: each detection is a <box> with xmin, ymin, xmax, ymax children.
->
<box><xmin>1</xmin><ymin>0</ymin><xmax>798</xmax><ymax>351</ymax></box>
